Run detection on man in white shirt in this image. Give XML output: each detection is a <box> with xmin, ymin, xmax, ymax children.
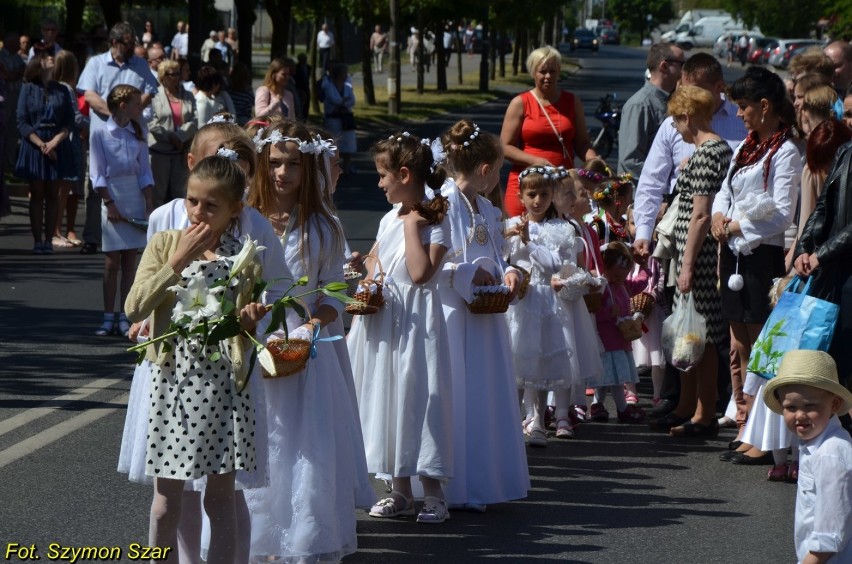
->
<box><xmin>370</xmin><ymin>25</ymin><xmax>387</xmax><ymax>73</ymax></box>
<box><xmin>317</xmin><ymin>23</ymin><xmax>334</xmax><ymax>72</ymax></box>
<box><xmin>201</xmin><ymin>30</ymin><xmax>217</xmax><ymax>63</ymax></box>
<box><xmin>171</xmin><ymin>21</ymin><xmax>188</xmax><ymax>60</ymax></box>
<box><xmin>77</xmin><ymin>22</ymin><xmax>158</xmax><ymax>254</ymax></box>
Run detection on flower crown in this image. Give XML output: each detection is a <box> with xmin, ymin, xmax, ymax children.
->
<box><xmin>216</xmin><ymin>147</ymin><xmax>239</xmax><ymax>161</ymax></box>
<box><xmin>447</xmin><ymin>123</ymin><xmax>481</xmax><ymax>150</ymax></box>
<box><xmin>387</xmin><ymin>132</ymin><xmax>446</xmax><ymax>173</ymax></box>
<box><xmin>207</xmin><ymin>113</ymin><xmax>237</xmax><ymax>125</ymax></box>
<box><xmin>253</xmin><ymin>128</ymin><xmax>336</xmax><ymax>156</ymax></box>
<box><xmin>518</xmin><ymin>165</ymin><xmax>556</xmax><ymax>181</ymax></box>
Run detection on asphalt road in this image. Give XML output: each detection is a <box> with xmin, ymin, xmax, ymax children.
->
<box><xmin>0</xmin><ymin>45</ymin><xmax>796</xmax><ymax>563</ymax></box>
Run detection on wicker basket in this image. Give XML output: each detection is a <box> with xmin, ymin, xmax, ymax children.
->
<box><xmin>263</xmin><ymin>338</ymin><xmax>311</xmax><ymax>378</ymax></box>
<box><xmin>467</xmin><ymin>288</ymin><xmax>511</xmax><ymax>314</ymax></box>
<box><xmin>630</xmin><ymin>292</ymin><xmax>656</xmax><ymax>317</ymax></box>
<box><xmin>511</xmin><ymin>264</ymin><xmax>531</xmax><ymax>300</ymax></box>
<box><xmin>345</xmin><ymin>254</ymin><xmax>385</xmax><ymax>315</ymax></box>
<box><xmin>583</xmin><ymin>290</ymin><xmax>603</xmax><ymax>313</ymax></box>
<box><xmin>617</xmin><ymin>318</ymin><xmax>644</xmax><ymax>342</ymax></box>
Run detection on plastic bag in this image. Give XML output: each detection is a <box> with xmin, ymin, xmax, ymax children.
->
<box><xmin>662</xmin><ymin>292</ymin><xmax>707</xmax><ymax>372</ymax></box>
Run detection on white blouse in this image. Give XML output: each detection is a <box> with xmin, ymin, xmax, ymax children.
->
<box><xmin>712</xmin><ymin>138</ymin><xmax>802</xmax><ymax>252</ymax></box>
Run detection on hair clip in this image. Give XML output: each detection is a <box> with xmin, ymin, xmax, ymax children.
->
<box><xmin>388</xmin><ymin>131</ymin><xmax>412</xmax><ymax>142</ymax></box>
<box><xmin>425</xmin><ymin>137</ymin><xmax>446</xmax><ymax>173</ymax></box>
<box><xmin>313</xmin><ymin>135</ymin><xmax>338</xmax><ymax>157</ymax></box>
<box><xmin>207</xmin><ymin>113</ymin><xmax>236</xmax><ymax>125</ymax></box>
<box><xmin>462</xmin><ymin>124</ymin><xmax>481</xmax><ymax>147</ymax></box>
<box><xmin>577</xmin><ymin>169</ymin><xmax>605</xmax><ymax>183</ymax></box>
<box><xmin>216</xmin><ymin>147</ymin><xmax>239</xmax><ymax>161</ymax></box>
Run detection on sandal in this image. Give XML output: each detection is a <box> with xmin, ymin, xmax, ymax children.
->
<box><xmin>555</xmin><ymin>418</ymin><xmax>574</xmax><ymax>439</ymax></box>
<box><xmin>52</xmin><ymin>236</ymin><xmax>73</xmax><ymax>248</ymax></box>
<box><xmin>786</xmin><ymin>462</ymin><xmax>799</xmax><ymax>483</ymax></box>
<box><xmin>528</xmin><ymin>426</ymin><xmax>547</xmax><ymax>447</ymax></box>
<box><xmin>590</xmin><ymin>402</ymin><xmax>609</xmax><ymax>422</ymax></box>
<box><xmin>416</xmin><ymin>496</ymin><xmax>450</xmax><ymax>524</ymax></box>
<box><xmin>95</xmin><ymin>316</ymin><xmax>115</xmax><ymax>337</ymax></box>
<box><xmin>369</xmin><ymin>491</ymin><xmax>415</xmax><ymax>518</ymax></box>
<box><xmin>767</xmin><ymin>463</ymin><xmax>789</xmax><ymax>482</ymax></box>
<box><xmin>117</xmin><ymin>314</ymin><xmax>131</xmax><ymax>338</ymax></box>
<box><xmin>624</xmin><ymin>391</ymin><xmax>639</xmax><ymax>405</ymax></box>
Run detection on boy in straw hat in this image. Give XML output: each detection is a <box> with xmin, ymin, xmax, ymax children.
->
<box><xmin>764</xmin><ymin>350</ymin><xmax>852</xmax><ymax>564</ymax></box>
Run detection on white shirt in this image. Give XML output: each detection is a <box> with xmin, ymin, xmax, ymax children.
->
<box><xmin>171</xmin><ymin>31</ymin><xmax>188</xmax><ymax>57</ymax></box>
<box><xmin>317</xmin><ymin>30</ymin><xmax>334</xmax><ymax>49</ymax></box>
<box><xmin>711</xmin><ymin>138</ymin><xmax>802</xmax><ymax>251</ymax></box>
<box><xmin>88</xmin><ymin>117</ymin><xmax>154</xmax><ymax>190</ymax></box>
<box><xmin>795</xmin><ymin>416</ymin><xmax>852</xmax><ymax>563</ymax></box>
<box><xmin>633</xmin><ymin>97</ymin><xmax>747</xmax><ymax>242</ymax></box>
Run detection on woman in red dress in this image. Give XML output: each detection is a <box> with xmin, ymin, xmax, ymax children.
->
<box><xmin>500</xmin><ymin>46</ymin><xmax>598</xmax><ymax>217</ymax></box>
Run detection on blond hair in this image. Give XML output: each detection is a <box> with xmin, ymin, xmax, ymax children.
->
<box><xmin>803</xmin><ymin>84</ymin><xmax>839</xmax><ymax>120</ymax></box>
<box><xmin>668</xmin><ymin>85</ymin><xmax>715</xmax><ymax>125</ymax></box>
<box><xmin>157</xmin><ymin>59</ymin><xmax>179</xmax><ymax>83</ymax></box>
<box><xmin>526</xmin><ymin>46</ymin><xmax>561</xmax><ymax>79</ymax></box>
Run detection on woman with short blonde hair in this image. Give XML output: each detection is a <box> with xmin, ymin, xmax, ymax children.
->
<box><xmin>501</xmin><ymin>46</ymin><xmax>598</xmax><ymax>216</ymax></box>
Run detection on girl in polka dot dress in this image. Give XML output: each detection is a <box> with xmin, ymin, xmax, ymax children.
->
<box><xmin>125</xmin><ymin>156</ymin><xmax>268</xmax><ymax>563</ymax></box>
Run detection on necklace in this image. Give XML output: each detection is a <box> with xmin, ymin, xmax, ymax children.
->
<box><xmin>605</xmin><ymin>211</ymin><xmax>629</xmax><ymax>241</ymax></box>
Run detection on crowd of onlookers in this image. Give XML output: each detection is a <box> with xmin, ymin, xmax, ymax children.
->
<box><xmin>0</xmin><ymin>17</ymin><xmax>358</xmax><ymax>250</ymax></box>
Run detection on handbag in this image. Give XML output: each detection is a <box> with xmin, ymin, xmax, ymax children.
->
<box><xmin>747</xmin><ymin>276</ymin><xmax>839</xmax><ymax>379</ymax></box>
<box><xmin>652</xmin><ymin>193</ymin><xmax>679</xmax><ymax>262</ymax></box>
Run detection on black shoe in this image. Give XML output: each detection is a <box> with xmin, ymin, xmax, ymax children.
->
<box><xmin>648</xmin><ymin>398</ymin><xmax>675</xmax><ymax>418</ymax></box>
<box><xmin>648</xmin><ymin>412</ymin><xmax>689</xmax><ymax>432</ymax></box>
<box><xmin>669</xmin><ymin>420</ymin><xmax>720</xmax><ymax>438</ymax></box>
<box><xmin>719</xmin><ymin>450</ymin><xmax>742</xmax><ymax>461</ymax></box>
<box><xmin>80</xmin><ymin>243</ymin><xmax>98</xmax><ymax>254</ymax></box>
<box><xmin>730</xmin><ymin>451</ymin><xmax>775</xmax><ymax>465</ymax></box>
<box><xmin>728</xmin><ymin>440</ymin><xmax>743</xmax><ymax>450</ymax></box>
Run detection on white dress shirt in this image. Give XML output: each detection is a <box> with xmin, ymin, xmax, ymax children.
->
<box><xmin>794</xmin><ymin>416</ymin><xmax>852</xmax><ymax>563</ymax></box>
<box><xmin>633</xmin><ymin>96</ymin><xmax>747</xmax><ymax>242</ymax></box>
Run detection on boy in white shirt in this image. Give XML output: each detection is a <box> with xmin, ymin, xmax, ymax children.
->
<box><xmin>764</xmin><ymin>350</ymin><xmax>852</xmax><ymax>564</ymax></box>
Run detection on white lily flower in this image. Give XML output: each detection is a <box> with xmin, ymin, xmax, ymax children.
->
<box><xmin>258</xmin><ymin>346</ymin><xmax>278</xmax><ymax>376</ymax></box>
<box><xmin>169</xmin><ymin>274</ymin><xmax>225</xmax><ymax>329</ymax></box>
<box><xmin>230</xmin><ymin>235</ymin><xmax>266</xmax><ymax>279</ymax></box>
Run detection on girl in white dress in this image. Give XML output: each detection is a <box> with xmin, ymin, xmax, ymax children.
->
<box><xmin>437</xmin><ymin>120</ymin><xmax>529</xmax><ymax>510</ymax></box>
<box><xmin>90</xmin><ymin>84</ymin><xmax>154</xmax><ymax>337</ymax></box>
<box><xmin>348</xmin><ymin>131</ymin><xmax>455</xmax><ymax>524</ymax></box>
<box><xmin>505</xmin><ymin>166</ymin><xmax>580</xmax><ymax>448</ymax></box>
<box><xmin>125</xmin><ymin>156</ymin><xmax>269</xmax><ymax>564</ymax></box>
<box><xmin>243</xmin><ymin>120</ymin><xmax>373</xmax><ymax>562</ymax></box>
<box><xmin>550</xmin><ymin>169</ymin><xmax>604</xmax><ymax>437</ymax></box>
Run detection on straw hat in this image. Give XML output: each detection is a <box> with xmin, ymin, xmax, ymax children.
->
<box><xmin>763</xmin><ymin>350</ymin><xmax>852</xmax><ymax>414</ymax></box>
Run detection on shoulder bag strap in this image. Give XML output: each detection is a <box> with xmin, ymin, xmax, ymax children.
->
<box><xmin>530</xmin><ymin>90</ymin><xmax>569</xmax><ymax>160</ymax></box>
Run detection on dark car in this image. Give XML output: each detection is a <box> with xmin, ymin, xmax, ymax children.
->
<box><xmin>598</xmin><ymin>28</ymin><xmax>620</xmax><ymax>45</ymax></box>
<box><xmin>571</xmin><ymin>28</ymin><xmax>599</xmax><ymax>52</ymax></box>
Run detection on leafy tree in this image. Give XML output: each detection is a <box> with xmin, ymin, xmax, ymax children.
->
<box><xmin>723</xmin><ymin>0</ymin><xmax>824</xmax><ymax>37</ymax></box>
<box><xmin>825</xmin><ymin>0</ymin><xmax>852</xmax><ymax>38</ymax></box>
<box><xmin>609</xmin><ymin>0</ymin><xmax>674</xmax><ymax>40</ymax></box>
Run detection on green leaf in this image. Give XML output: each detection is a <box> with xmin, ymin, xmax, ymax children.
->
<box><xmin>222</xmin><ymin>299</ymin><xmax>236</xmax><ymax>316</ymax></box>
<box><xmin>295</xmin><ymin>276</ymin><xmax>309</xmax><ymax>286</ymax></box>
<box><xmin>321</xmin><ymin>288</ymin><xmax>357</xmax><ymax>304</ymax></box>
<box><xmin>209</xmin><ymin>350</ymin><xmax>222</xmax><ymax>362</ymax></box>
<box><xmin>323</xmin><ymin>281</ymin><xmax>349</xmax><ymax>292</ymax></box>
<box><xmin>134</xmin><ymin>348</ymin><xmax>147</xmax><ymax>365</ymax></box>
<box><xmin>252</xmin><ymin>279</ymin><xmax>268</xmax><ymax>302</ymax></box>
<box><xmin>266</xmin><ymin>301</ymin><xmax>288</xmax><ymax>335</ymax></box>
<box><xmin>207</xmin><ymin>315</ymin><xmax>242</xmax><ymax>343</ymax></box>
<box><xmin>291</xmin><ymin>300</ymin><xmax>307</xmax><ymax>320</ymax></box>
<box><xmin>210</xmin><ymin>279</ymin><xmax>227</xmax><ymax>288</ymax></box>
<box><xmin>238</xmin><ymin>349</ymin><xmax>257</xmax><ymax>394</ymax></box>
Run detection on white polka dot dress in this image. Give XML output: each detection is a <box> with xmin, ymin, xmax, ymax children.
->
<box><xmin>145</xmin><ymin>234</ymin><xmax>256</xmax><ymax>480</ymax></box>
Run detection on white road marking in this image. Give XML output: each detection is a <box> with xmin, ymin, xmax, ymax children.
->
<box><xmin>0</xmin><ymin>392</ymin><xmax>129</xmax><ymax>469</ymax></box>
<box><xmin>0</xmin><ymin>378</ymin><xmax>124</xmax><ymax>437</ymax></box>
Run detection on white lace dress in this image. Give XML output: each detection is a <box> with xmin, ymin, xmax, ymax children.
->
<box><xmin>244</xmin><ymin>217</ymin><xmax>374</xmax><ymax>563</ymax></box>
<box><xmin>505</xmin><ymin>217</ymin><xmax>583</xmax><ymax>389</ymax></box>
<box><xmin>347</xmin><ymin>209</ymin><xmax>454</xmax><ymax>480</ymax></box>
<box><xmin>437</xmin><ymin>181</ymin><xmax>529</xmax><ymax>506</ymax></box>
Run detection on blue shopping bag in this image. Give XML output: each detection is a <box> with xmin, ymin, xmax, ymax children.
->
<box><xmin>748</xmin><ymin>276</ymin><xmax>839</xmax><ymax>379</ymax></box>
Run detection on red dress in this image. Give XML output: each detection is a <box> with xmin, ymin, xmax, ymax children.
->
<box><xmin>504</xmin><ymin>90</ymin><xmax>576</xmax><ymax>217</ymax></box>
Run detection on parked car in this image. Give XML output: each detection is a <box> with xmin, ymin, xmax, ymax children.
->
<box><xmin>767</xmin><ymin>39</ymin><xmax>824</xmax><ymax>68</ymax></box>
<box><xmin>712</xmin><ymin>31</ymin><xmax>761</xmax><ymax>58</ymax></box>
<box><xmin>748</xmin><ymin>37</ymin><xmax>778</xmax><ymax>64</ymax></box>
<box><xmin>571</xmin><ymin>28</ymin><xmax>599</xmax><ymax>52</ymax></box>
<box><xmin>598</xmin><ymin>27</ymin><xmax>620</xmax><ymax>45</ymax></box>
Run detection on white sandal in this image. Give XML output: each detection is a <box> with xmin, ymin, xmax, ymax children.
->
<box><xmin>416</xmin><ymin>496</ymin><xmax>450</xmax><ymax>524</ymax></box>
<box><xmin>369</xmin><ymin>490</ymin><xmax>415</xmax><ymax>518</ymax></box>
<box><xmin>555</xmin><ymin>418</ymin><xmax>574</xmax><ymax>439</ymax></box>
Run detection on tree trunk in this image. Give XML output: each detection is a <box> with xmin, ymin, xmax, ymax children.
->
<box><xmin>435</xmin><ymin>27</ymin><xmax>447</xmax><ymax>92</ymax></box>
<box><xmin>456</xmin><ymin>29</ymin><xmax>463</xmax><ymax>85</ymax></box>
<box><xmin>266</xmin><ymin>0</ymin><xmax>292</xmax><ymax>60</ymax></box>
<box><xmin>65</xmin><ymin>0</ymin><xmax>85</xmax><ymax>40</ymax></box>
<box><xmin>235</xmin><ymin>0</ymin><xmax>256</xmax><ymax>68</ymax></box>
<box><xmin>310</xmin><ymin>17</ymin><xmax>322</xmax><ymax>115</ymax></box>
<box><xmin>187</xmin><ymin>0</ymin><xmax>204</xmax><ymax>75</ymax></box>
<box><xmin>512</xmin><ymin>25</ymin><xmax>521</xmax><ymax>76</ymax></box>
<box><xmin>360</xmin><ymin>15</ymin><xmax>376</xmax><ymax>105</ymax></box>
<box><xmin>334</xmin><ymin>14</ymin><xmax>346</xmax><ymax>63</ymax></box>
<box><xmin>489</xmin><ymin>27</ymin><xmax>497</xmax><ymax>81</ymax></box>
<box><xmin>289</xmin><ymin>18</ymin><xmax>296</xmax><ymax>56</ymax></box>
<box><xmin>97</xmin><ymin>0</ymin><xmax>121</xmax><ymax>28</ymax></box>
<box><xmin>479</xmin><ymin>16</ymin><xmax>489</xmax><ymax>92</ymax></box>
<box><xmin>521</xmin><ymin>28</ymin><xmax>529</xmax><ymax>74</ymax></box>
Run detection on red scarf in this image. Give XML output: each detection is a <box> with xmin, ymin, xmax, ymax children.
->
<box><xmin>730</xmin><ymin>127</ymin><xmax>790</xmax><ymax>190</ymax></box>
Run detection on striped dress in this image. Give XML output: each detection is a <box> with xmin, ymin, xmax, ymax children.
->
<box><xmin>673</xmin><ymin>138</ymin><xmax>733</xmax><ymax>344</ymax></box>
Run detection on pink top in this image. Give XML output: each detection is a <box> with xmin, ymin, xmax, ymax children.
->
<box><xmin>169</xmin><ymin>99</ymin><xmax>183</xmax><ymax>128</ymax></box>
<box><xmin>595</xmin><ymin>283</ymin><xmax>633</xmax><ymax>352</ymax></box>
